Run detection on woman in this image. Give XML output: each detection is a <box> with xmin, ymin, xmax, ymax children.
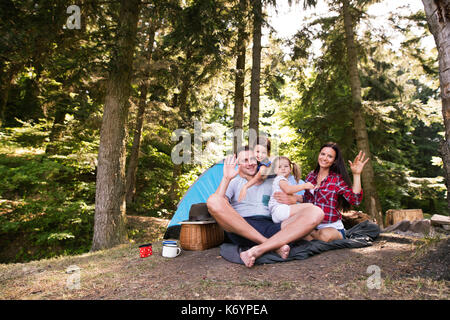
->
<box><xmin>303</xmin><ymin>142</ymin><xmax>369</xmax><ymax>242</ymax></box>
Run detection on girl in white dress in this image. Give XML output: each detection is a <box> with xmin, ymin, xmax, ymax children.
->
<box><xmin>268</xmin><ymin>156</ymin><xmax>314</xmax><ymax>223</ymax></box>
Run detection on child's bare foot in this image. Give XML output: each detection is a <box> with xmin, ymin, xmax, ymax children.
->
<box><xmin>275</xmin><ymin>244</ymin><xmax>290</xmax><ymax>259</ymax></box>
<box><xmin>240</xmin><ymin>246</ymin><xmax>261</xmax><ymax>268</ymax></box>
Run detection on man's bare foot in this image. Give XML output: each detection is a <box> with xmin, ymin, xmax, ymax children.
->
<box><xmin>240</xmin><ymin>244</ymin><xmax>290</xmax><ymax>267</ymax></box>
<box><xmin>240</xmin><ymin>246</ymin><xmax>261</xmax><ymax>268</ymax></box>
<box><xmin>275</xmin><ymin>244</ymin><xmax>290</xmax><ymax>259</ymax></box>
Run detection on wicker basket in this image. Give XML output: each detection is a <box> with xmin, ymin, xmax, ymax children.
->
<box><xmin>180</xmin><ymin>220</ymin><xmax>224</xmax><ymax>251</ymax></box>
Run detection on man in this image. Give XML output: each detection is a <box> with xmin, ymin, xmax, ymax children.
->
<box><xmin>206</xmin><ymin>147</ymin><xmax>324</xmax><ymax>267</ymax></box>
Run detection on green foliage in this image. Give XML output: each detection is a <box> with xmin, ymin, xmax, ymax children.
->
<box><xmin>0</xmin><ymin>198</ymin><xmax>95</xmax><ymax>262</ymax></box>
<box><xmin>128</xmin><ymin>143</ymin><xmax>175</xmax><ymax>216</ymax></box>
<box><xmin>0</xmin><ymin>124</ymin><xmax>96</xmax><ymax>263</ymax></box>
<box><xmin>127</xmin><ymin>129</ymin><xmax>205</xmax><ymax>218</ymax></box>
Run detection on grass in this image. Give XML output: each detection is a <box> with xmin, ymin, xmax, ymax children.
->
<box><xmin>413</xmin><ymin>233</ymin><xmax>444</xmax><ymax>259</ymax></box>
<box><xmin>237</xmin><ymin>279</ymin><xmax>273</xmax><ymax>289</ymax></box>
<box><xmin>0</xmin><ymin>231</ymin><xmax>448</xmax><ymax>300</ymax></box>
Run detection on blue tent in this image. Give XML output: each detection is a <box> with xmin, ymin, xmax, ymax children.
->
<box><xmin>164</xmin><ymin>160</ymin><xmax>224</xmax><ymax>239</ymax></box>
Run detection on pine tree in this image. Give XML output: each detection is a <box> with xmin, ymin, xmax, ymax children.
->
<box><xmin>422</xmin><ymin>0</ymin><xmax>450</xmax><ymax>213</ymax></box>
<box><xmin>91</xmin><ymin>0</ymin><xmax>141</xmax><ymax>251</ymax></box>
<box><xmin>342</xmin><ymin>0</ymin><xmax>383</xmax><ymax>226</ymax></box>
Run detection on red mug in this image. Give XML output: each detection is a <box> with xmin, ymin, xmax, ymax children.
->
<box><xmin>139</xmin><ymin>243</ymin><xmax>152</xmax><ymax>258</ymax></box>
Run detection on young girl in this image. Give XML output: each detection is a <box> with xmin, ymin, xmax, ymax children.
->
<box><xmin>303</xmin><ymin>142</ymin><xmax>368</xmax><ymax>242</ymax></box>
<box><xmin>237</xmin><ymin>137</ymin><xmax>275</xmax><ymax>202</ymax></box>
<box><xmin>268</xmin><ymin>156</ymin><xmax>314</xmax><ymax>223</ymax></box>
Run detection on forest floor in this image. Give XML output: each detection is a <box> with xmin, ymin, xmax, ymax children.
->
<box><xmin>0</xmin><ymin>215</ymin><xmax>449</xmax><ymax>300</ymax></box>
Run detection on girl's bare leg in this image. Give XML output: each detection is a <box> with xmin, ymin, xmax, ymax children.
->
<box><xmin>311</xmin><ymin>227</ymin><xmax>343</xmax><ymax>242</ymax></box>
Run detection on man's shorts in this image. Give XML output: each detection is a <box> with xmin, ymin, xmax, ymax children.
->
<box><xmin>225</xmin><ymin>215</ymin><xmax>282</xmax><ymax>248</ymax></box>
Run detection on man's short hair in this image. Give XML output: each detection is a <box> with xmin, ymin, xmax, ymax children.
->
<box><xmin>236</xmin><ymin>145</ymin><xmax>252</xmax><ymax>155</ymax></box>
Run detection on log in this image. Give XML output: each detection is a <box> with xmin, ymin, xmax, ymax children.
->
<box><xmin>430</xmin><ymin>214</ymin><xmax>450</xmax><ymax>226</ymax></box>
<box><xmin>382</xmin><ymin>219</ymin><xmax>431</xmax><ymax>235</ymax></box>
<box><xmin>385</xmin><ymin>209</ymin><xmax>423</xmax><ymax>226</ymax></box>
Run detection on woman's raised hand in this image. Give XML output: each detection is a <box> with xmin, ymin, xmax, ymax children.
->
<box><xmin>223</xmin><ymin>154</ymin><xmax>238</xmax><ymax>180</ymax></box>
<box><xmin>348</xmin><ymin>150</ymin><xmax>369</xmax><ymax>175</ymax></box>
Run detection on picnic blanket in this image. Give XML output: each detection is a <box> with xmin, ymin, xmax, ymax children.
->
<box><xmin>220</xmin><ymin>220</ymin><xmax>380</xmax><ymax>265</ymax></box>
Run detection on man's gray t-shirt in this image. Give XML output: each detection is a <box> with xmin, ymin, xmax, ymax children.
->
<box><xmin>225</xmin><ymin>175</ymin><xmax>273</xmax><ymax>218</ymax></box>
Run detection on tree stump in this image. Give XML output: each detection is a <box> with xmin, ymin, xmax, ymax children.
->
<box><xmin>385</xmin><ymin>209</ymin><xmax>423</xmax><ymax>227</ymax></box>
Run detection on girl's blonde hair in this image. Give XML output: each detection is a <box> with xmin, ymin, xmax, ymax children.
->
<box><xmin>273</xmin><ymin>156</ymin><xmax>302</xmax><ymax>183</ymax></box>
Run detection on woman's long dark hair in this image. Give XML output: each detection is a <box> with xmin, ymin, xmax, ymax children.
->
<box><xmin>314</xmin><ymin>142</ymin><xmax>352</xmax><ymax>211</ymax></box>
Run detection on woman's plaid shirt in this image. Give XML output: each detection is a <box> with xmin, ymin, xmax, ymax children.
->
<box><xmin>303</xmin><ymin>171</ymin><xmax>363</xmax><ymax>223</ymax></box>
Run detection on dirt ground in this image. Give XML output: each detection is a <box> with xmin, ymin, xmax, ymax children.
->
<box><xmin>0</xmin><ymin>216</ymin><xmax>448</xmax><ymax>300</ymax></box>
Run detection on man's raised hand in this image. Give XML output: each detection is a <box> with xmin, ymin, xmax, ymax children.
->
<box><xmin>223</xmin><ymin>155</ymin><xmax>238</xmax><ymax>180</ymax></box>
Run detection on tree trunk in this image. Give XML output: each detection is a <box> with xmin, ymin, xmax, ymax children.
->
<box><xmin>249</xmin><ymin>0</ymin><xmax>262</xmax><ymax>143</ymax></box>
<box><xmin>167</xmin><ymin>68</ymin><xmax>191</xmax><ymax>203</ymax></box>
<box><xmin>178</xmin><ymin>74</ymin><xmax>191</xmax><ymax>125</ymax></box>
<box><xmin>125</xmin><ymin>87</ymin><xmax>147</xmax><ymax>204</ymax></box>
<box><xmin>45</xmin><ymin>108</ymin><xmax>66</xmax><ymax>155</ymax></box>
<box><xmin>91</xmin><ymin>0</ymin><xmax>141</xmax><ymax>251</ymax></box>
<box><xmin>422</xmin><ymin>0</ymin><xmax>450</xmax><ymax>213</ymax></box>
<box><xmin>168</xmin><ymin>73</ymin><xmax>191</xmax><ymax>202</ymax></box>
<box><xmin>168</xmin><ymin>163</ymin><xmax>182</xmax><ymax>207</ymax></box>
<box><xmin>125</xmin><ymin>26</ymin><xmax>157</xmax><ymax>205</ymax></box>
<box><xmin>233</xmin><ymin>0</ymin><xmax>248</xmax><ymax>154</ymax></box>
<box><xmin>342</xmin><ymin>0</ymin><xmax>384</xmax><ymax>227</ymax></box>
<box><xmin>0</xmin><ymin>64</ymin><xmax>21</xmax><ymax>127</ymax></box>
<box><xmin>0</xmin><ymin>74</ymin><xmax>13</xmax><ymax>127</ymax></box>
